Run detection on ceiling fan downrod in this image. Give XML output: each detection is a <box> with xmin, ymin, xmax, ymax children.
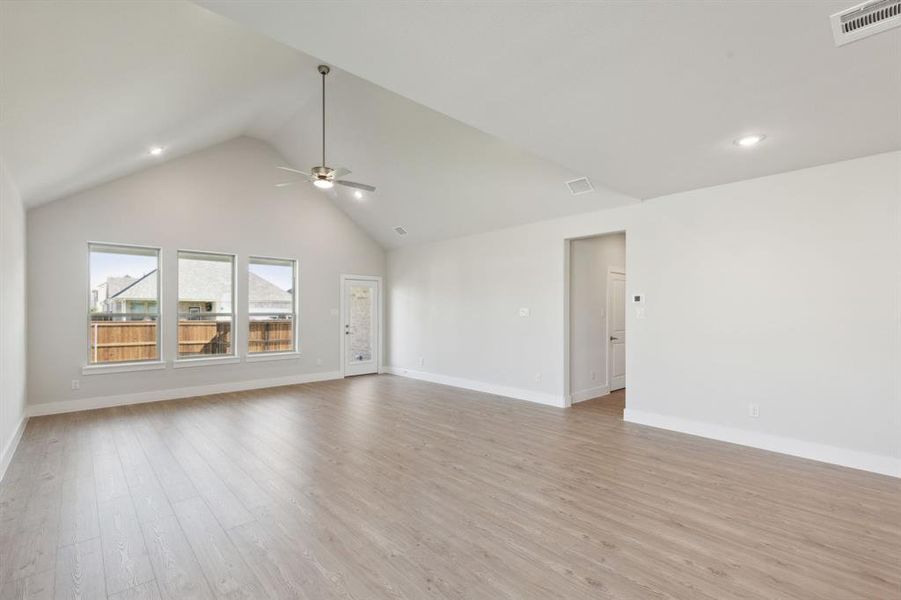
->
<box><xmin>318</xmin><ymin>64</ymin><xmax>329</xmax><ymax>168</ymax></box>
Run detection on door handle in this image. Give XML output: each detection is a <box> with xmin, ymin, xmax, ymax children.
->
<box><xmin>610</xmin><ymin>336</ymin><xmax>619</xmax><ymax>342</ymax></box>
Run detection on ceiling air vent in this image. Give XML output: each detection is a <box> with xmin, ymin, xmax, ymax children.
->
<box><xmin>566</xmin><ymin>177</ymin><xmax>594</xmax><ymax>195</ymax></box>
<box><xmin>831</xmin><ymin>0</ymin><xmax>901</xmax><ymax>46</ymax></box>
<box><xmin>393</xmin><ymin>226</ymin><xmax>408</xmax><ymax>236</ymax></box>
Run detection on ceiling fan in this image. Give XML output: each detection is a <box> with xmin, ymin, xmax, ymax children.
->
<box><xmin>275</xmin><ymin>65</ymin><xmax>375</xmax><ymax>193</ymax></box>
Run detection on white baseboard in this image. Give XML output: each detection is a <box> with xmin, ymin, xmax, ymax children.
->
<box><xmin>570</xmin><ymin>385</ymin><xmax>610</xmax><ymax>404</ymax></box>
<box><xmin>27</xmin><ymin>370</ymin><xmax>343</xmax><ymax>417</ymax></box>
<box><xmin>1</xmin><ymin>415</ymin><xmax>28</xmax><ymax>482</ymax></box>
<box><xmin>624</xmin><ymin>408</ymin><xmax>900</xmax><ymax>478</ymax></box>
<box><xmin>385</xmin><ymin>366</ymin><xmax>565</xmax><ymax>407</ymax></box>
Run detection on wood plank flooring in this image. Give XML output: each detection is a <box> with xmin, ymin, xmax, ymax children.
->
<box><xmin>1</xmin><ymin>375</ymin><xmax>899</xmax><ymax>599</ymax></box>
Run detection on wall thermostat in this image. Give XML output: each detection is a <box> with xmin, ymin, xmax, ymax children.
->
<box><xmin>632</xmin><ymin>293</ymin><xmax>645</xmax><ymax>304</ymax></box>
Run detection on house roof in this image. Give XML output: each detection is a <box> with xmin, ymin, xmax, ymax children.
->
<box><xmin>100</xmin><ymin>276</ymin><xmax>137</xmax><ymax>298</ymax></box>
<box><xmin>110</xmin><ymin>262</ymin><xmax>291</xmax><ymax>304</ymax></box>
<box><xmin>110</xmin><ymin>270</ymin><xmax>157</xmax><ymax>302</ymax></box>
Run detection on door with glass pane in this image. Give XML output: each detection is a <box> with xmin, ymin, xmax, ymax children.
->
<box><xmin>343</xmin><ymin>278</ymin><xmax>379</xmax><ymax>376</ymax></box>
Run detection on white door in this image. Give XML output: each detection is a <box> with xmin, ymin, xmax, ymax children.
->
<box><xmin>607</xmin><ymin>272</ymin><xmax>626</xmax><ymax>391</ymax></box>
<box><xmin>343</xmin><ymin>278</ymin><xmax>379</xmax><ymax>376</ymax></box>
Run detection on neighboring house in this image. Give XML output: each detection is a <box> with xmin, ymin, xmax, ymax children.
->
<box><xmin>248</xmin><ymin>273</ymin><xmax>293</xmax><ymax>314</ymax></box>
<box><xmin>107</xmin><ymin>270</ymin><xmax>158</xmax><ymax>315</ymax></box>
<box><xmin>93</xmin><ymin>263</ymin><xmax>291</xmax><ymax>319</ymax></box>
<box><xmin>91</xmin><ymin>275</ymin><xmax>137</xmax><ymax>312</ymax></box>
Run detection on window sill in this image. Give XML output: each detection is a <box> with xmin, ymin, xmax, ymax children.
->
<box><xmin>173</xmin><ymin>356</ymin><xmax>241</xmax><ymax>369</ymax></box>
<box><xmin>82</xmin><ymin>361</ymin><xmax>166</xmax><ymax>375</ymax></box>
<box><xmin>245</xmin><ymin>351</ymin><xmax>301</xmax><ymax>363</ymax></box>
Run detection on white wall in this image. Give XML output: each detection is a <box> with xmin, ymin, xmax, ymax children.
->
<box><xmin>570</xmin><ymin>233</ymin><xmax>625</xmax><ymax>402</ymax></box>
<box><xmin>1</xmin><ymin>154</ymin><xmax>28</xmax><ymax>478</ymax></box>
<box><xmin>387</xmin><ymin>152</ymin><xmax>901</xmax><ymax>476</ymax></box>
<box><xmin>27</xmin><ymin>137</ymin><xmax>385</xmax><ymax>412</ymax></box>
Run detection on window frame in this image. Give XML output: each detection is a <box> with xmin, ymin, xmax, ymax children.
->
<box><xmin>84</xmin><ymin>241</ymin><xmax>163</xmax><ymax>372</ymax></box>
<box><xmin>175</xmin><ymin>249</ymin><xmax>238</xmax><ymax>363</ymax></box>
<box><xmin>247</xmin><ymin>255</ymin><xmax>299</xmax><ymax>357</ymax></box>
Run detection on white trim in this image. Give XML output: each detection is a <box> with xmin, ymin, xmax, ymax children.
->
<box><xmin>173</xmin><ymin>356</ymin><xmax>241</xmax><ymax>369</ymax></box>
<box><xmin>570</xmin><ymin>385</ymin><xmax>610</xmax><ymax>404</ymax></box>
<box><xmin>248</xmin><ymin>255</ymin><xmax>299</xmax><ymax>354</ymax></box>
<box><xmin>386</xmin><ymin>366</ymin><xmax>566</xmax><ymax>408</ymax></box>
<box><xmin>82</xmin><ymin>360</ymin><xmax>166</xmax><ymax>375</ymax></box>
<box><xmin>245</xmin><ymin>351</ymin><xmax>302</xmax><ymax>363</ymax></box>
<box><xmin>563</xmin><ymin>230</ymin><xmax>627</xmax><ymax>410</ymax></box>
<box><xmin>339</xmin><ymin>274</ymin><xmax>384</xmax><ymax>378</ymax></box>
<box><xmin>0</xmin><ymin>416</ymin><xmax>28</xmax><ymax>482</ymax></box>
<box><xmin>624</xmin><ymin>408</ymin><xmax>901</xmax><ymax>478</ymax></box>
<box><xmin>176</xmin><ymin>249</ymin><xmax>239</xmax><ymax>359</ymax></box>
<box><xmin>86</xmin><ymin>241</ymin><xmax>163</xmax><ymax>367</ymax></box>
<box><xmin>562</xmin><ymin>239</ymin><xmax>572</xmax><ymax>407</ymax></box>
<box><xmin>26</xmin><ymin>370</ymin><xmax>342</xmax><ymax>417</ymax></box>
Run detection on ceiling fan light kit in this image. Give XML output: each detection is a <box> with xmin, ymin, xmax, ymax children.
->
<box><xmin>275</xmin><ymin>65</ymin><xmax>376</xmax><ymax>193</ymax></box>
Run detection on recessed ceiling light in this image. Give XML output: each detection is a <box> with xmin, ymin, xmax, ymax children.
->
<box><xmin>149</xmin><ymin>146</ymin><xmax>164</xmax><ymax>156</ymax></box>
<box><xmin>734</xmin><ymin>134</ymin><xmax>766</xmax><ymax>147</ymax></box>
<box><xmin>354</xmin><ymin>191</ymin><xmax>363</xmax><ymax>199</ymax></box>
<box><xmin>313</xmin><ymin>179</ymin><xmax>334</xmax><ymax>189</ymax></box>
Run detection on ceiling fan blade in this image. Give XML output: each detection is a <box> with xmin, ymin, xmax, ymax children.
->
<box><xmin>331</xmin><ymin>167</ymin><xmax>351</xmax><ymax>179</ymax></box>
<box><xmin>335</xmin><ymin>180</ymin><xmax>376</xmax><ymax>192</ymax></box>
<box><xmin>274</xmin><ymin>181</ymin><xmax>302</xmax><ymax>188</ymax></box>
<box><xmin>276</xmin><ymin>166</ymin><xmax>312</xmax><ymax>179</ymax></box>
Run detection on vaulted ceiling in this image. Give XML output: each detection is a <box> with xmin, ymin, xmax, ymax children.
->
<box><xmin>0</xmin><ymin>1</ymin><xmax>308</xmax><ymax>205</ymax></box>
<box><xmin>0</xmin><ymin>1</ymin><xmax>632</xmax><ymax>248</ymax></box>
<box><xmin>199</xmin><ymin>0</ymin><xmax>901</xmax><ymax>200</ymax></box>
<box><xmin>2</xmin><ymin>1</ymin><xmax>898</xmax><ymax>248</ymax></box>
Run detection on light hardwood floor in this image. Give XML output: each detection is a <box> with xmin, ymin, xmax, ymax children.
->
<box><xmin>1</xmin><ymin>375</ymin><xmax>899</xmax><ymax>599</ymax></box>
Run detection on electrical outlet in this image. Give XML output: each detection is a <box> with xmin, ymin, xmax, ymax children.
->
<box><xmin>590</xmin><ymin>370</ymin><xmax>597</xmax><ymax>382</ymax></box>
<box><xmin>534</xmin><ymin>372</ymin><xmax>542</xmax><ymax>383</ymax></box>
<box><xmin>418</xmin><ymin>356</ymin><xmax>424</xmax><ymax>367</ymax></box>
<box><xmin>519</xmin><ymin>307</ymin><xmax>530</xmax><ymax>318</ymax></box>
<box><xmin>748</xmin><ymin>403</ymin><xmax>760</xmax><ymax>418</ymax></box>
<box><xmin>315</xmin><ymin>357</ymin><xmax>323</xmax><ymax>366</ymax></box>
<box><xmin>71</xmin><ymin>379</ymin><xmax>80</xmax><ymax>390</ymax></box>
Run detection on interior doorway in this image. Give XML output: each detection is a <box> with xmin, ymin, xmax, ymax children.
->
<box><xmin>340</xmin><ymin>275</ymin><xmax>382</xmax><ymax>377</ymax></box>
<box><xmin>566</xmin><ymin>232</ymin><xmax>626</xmax><ymax>405</ymax></box>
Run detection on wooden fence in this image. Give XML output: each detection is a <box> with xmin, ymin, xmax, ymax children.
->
<box><xmin>88</xmin><ymin>320</ymin><xmax>292</xmax><ymax>363</ymax></box>
<box><xmin>87</xmin><ymin>321</ymin><xmax>158</xmax><ymax>363</ymax></box>
<box><xmin>247</xmin><ymin>320</ymin><xmax>293</xmax><ymax>354</ymax></box>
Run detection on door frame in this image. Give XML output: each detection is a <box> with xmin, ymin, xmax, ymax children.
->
<box><xmin>606</xmin><ymin>266</ymin><xmax>626</xmax><ymax>392</ymax></box>
<box><xmin>339</xmin><ymin>274</ymin><xmax>384</xmax><ymax>378</ymax></box>
<box><xmin>563</xmin><ymin>230</ymin><xmax>627</xmax><ymax>408</ymax></box>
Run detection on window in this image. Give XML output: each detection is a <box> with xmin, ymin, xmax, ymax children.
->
<box><xmin>248</xmin><ymin>257</ymin><xmax>297</xmax><ymax>354</ymax></box>
<box><xmin>177</xmin><ymin>251</ymin><xmax>235</xmax><ymax>358</ymax></box>
<box><xmin>88</xmin><ymin>243</ymin><xmax>160</xmax><ymax>364</ymax></box>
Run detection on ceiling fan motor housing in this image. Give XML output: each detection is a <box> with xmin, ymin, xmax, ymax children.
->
<box><xmin>311</xmin><ymin>165</ymin><xmax>333</xmax><ymax>180</ymax></box>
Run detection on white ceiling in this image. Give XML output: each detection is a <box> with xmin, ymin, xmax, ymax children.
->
<box><xmin>0</xmin><ymin>0</ymin><xmax>632</xmax><ymax>248</ymax></box>
<box><xmin>199</xmin><ymin>0</ymin><xmax>901</xmax><ymax>200</ymax></box>
<box><xmin>266</xmin><ymin>69</ymin><xmax>633</xmax><ymax>248</ymax></box>
<box><xmin>0</xmin><ymin>1</ymin><xmax>310</xmax><ymax>205</ymax></box>
<box><xmin>4</xmin><ymin>1</ymin><xmax>899</xmax><ymax>248</ymax></box>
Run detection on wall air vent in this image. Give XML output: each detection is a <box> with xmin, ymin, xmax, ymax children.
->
<box><xmin>831</xmin><ymin>0</ymin><xmax>901</xmax><ymax>46</ymax></box>
<box><xmin>393</xmin><ymin>226</ymin><xmax>408</xmax><ymax>236</ymax></box>
<box><xmin>566</xmin><ymin>177</ymin><xmax>594</xmax><ymax>196</ymax></box>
